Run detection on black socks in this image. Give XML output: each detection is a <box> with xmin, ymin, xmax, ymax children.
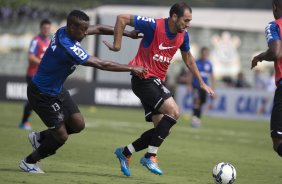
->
<box><xmin>122</xmin><ymin>128</ymin><xmax>155</xmax><ymax>157</ymax></box>
<box><xmin>193</xmin><ymin>108</ymin><xmax>201</xmax><ymax>118</ymax></box>
<box><xmin>122</xmin><ymin>115</ymin><xmax>177</xmax><ymax>159</ymax></box>
<box><xmin>25</xmin><ymin>133</ymin><xmax>64</xmax><ymax>164</ymax></box>
<box><xmin>145</xmin><ymin>115</ymin><xmax>176</xmax><ymax>158</ymax></box>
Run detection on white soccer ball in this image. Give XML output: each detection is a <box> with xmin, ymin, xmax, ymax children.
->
<box><xmin>212</xmin><ymin>162</ymin><xmax>236</xmax><ymax>184</ymax></box>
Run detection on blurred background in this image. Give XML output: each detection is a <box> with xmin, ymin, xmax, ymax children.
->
<box><xmin>0</xmin><ymin>0</ymin><xmax>274</xmax><ymax>120</ymax></box>
<box><xmin>1</xmin><ymin>1</ymin><xmax>281</xmax><ymax>184</ymax></box>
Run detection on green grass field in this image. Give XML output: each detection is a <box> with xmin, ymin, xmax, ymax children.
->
<box><xmin>0</xmin><ymin>102</ymin><xmax>281</xmax><ymax>184</ymax></box>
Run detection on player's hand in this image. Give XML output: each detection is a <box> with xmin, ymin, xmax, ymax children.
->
<box><xmin>211</xmin><ymin>93</ymin><xmax>217</xmax><ymax>100</ymax></box>
<box><xmin>128</xmin><ymin>30</ymin><xmax>143</xmax><ymax>39</ymax></box>
<box><xmin>200</xmin><ymin>83</ymin><xmax>215</xmax><ymax>97</ymax></box>
<box><xmin>103</xmin><ymin>41</ymin><xmax>120</xmax><ymax>52</ymax></box>
<box><xmin>251</xmin><ymin>55</ymin><xmax>262</xmax><ymax>69</ymax></box>
<box><xmin>131</xmin><ymin>66</ymin><xmax>148</xmax><ymax>79</ymax></box>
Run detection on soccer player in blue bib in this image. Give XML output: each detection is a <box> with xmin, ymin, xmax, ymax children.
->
<box><xmin>19</xmin><ymin>10</ymin><xmax>146</xmax><ymax>173</ymax></box>
<box><xmin>190</xmin><ymin>47</ymin><xmax>215</xmax><ymax>127</ymax></box>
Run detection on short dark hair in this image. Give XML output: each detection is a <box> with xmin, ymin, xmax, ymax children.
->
<box><xmin>273</xmin><ymin>0</ymin><xmax>282</xmax><ymax>7</ymax></box>
<box><xmin>201</xmin><ymin>47</ymin><xmax>209</xmax><ymax>52</ymax></box>
<box><xmin>169</xmin><ymin>2</ymin><xmax>192</xmax><ymax>18</ymax></box>
<box><xmin>67</xmin><ymin>10</ymin><xmax>89</xmax><ymax>26</ymax></box>
<box><xmin>40</xmin><ymin>19</ymin><xmax>51</xmax><ymax>27</ymax></box>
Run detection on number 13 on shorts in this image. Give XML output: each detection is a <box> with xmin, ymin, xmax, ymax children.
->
<box><xmin>51</xmin><ymin>102</ymin><xmax>61</xmax><ymax>112</ymax></box>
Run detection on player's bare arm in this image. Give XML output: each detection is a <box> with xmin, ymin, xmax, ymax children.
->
<box><xmin>211</xmin><ymin>72</ymin><xmax>216</xmax><ymax>91</ymax></box>
<box><xmin>86</xmin><ymin>24</ymin><xmax>141</xmax><ymax>39</ymax></box>
<box><xmin>103</xmin><ymin>14</ymin><xmax>137</xmax><ymax>51</ymax></box>
<box><xmin>28</xmin><ymin>53</ymin><xmax>40</xmax><ymax>64</ymax></box>
<box><xmin>181</xmin><ymin>51</ymin><xmax>214</xmax><ymax>96</ymax></box>
<box><xmin>251</xmin><ymin>40</ymin><xmax>282</xmax><ymax>69</ymax></box>
<box><xmin>186</xmin><ymin>70</ymin><xmax>193</xmax><ymax>92</ymax></box>
<box><xmin>210</xmin><ymin>72</ymin><xmax>216</xmax><ymax>99</ymax></box>
<box><xmin>82</xmin><ymin>56</ymin><xmax>147</xmax><ymax>78</ymax></box>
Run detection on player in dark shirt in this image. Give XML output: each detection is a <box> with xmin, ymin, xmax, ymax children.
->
<box><xmin>19</xmin><ymin>10</ymin><xmax>147</xmax><ymax>174</ymax></box>
<box><xmin>252</xmin><ymin>0</ymin><xmax>282</xmax><ymax>159</ymax></box>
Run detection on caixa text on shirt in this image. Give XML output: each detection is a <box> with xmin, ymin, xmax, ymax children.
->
<box><xmin>153</xmin><ymin>54</ymin><xmax>172</xmax><ymax>64</ymax></box>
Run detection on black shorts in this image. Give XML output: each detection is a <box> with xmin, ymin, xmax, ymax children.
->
<box><xmin>193</xmin><ymin>88</ymin><xmax>207</xmax><ymax>105</ymax></box>
<box><xmin>271</xmin><ymin>86</ymin><xmax>282</xmax><ymax>138</ymax></box>
<box><xmin>27</xmin><ymin>81</ymin><xmax>80</xmax><ymax>129</ymax></box>
<box><xmin>131</xmin><ymin>75</ymin><xmax>172</xmax><ymax>122</ymax></box>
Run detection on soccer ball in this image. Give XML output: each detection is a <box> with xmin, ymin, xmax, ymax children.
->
<box><xmin>212</xmin><ymin>162</ymin><xmax>236</xmax><ymax>184</ymax></box>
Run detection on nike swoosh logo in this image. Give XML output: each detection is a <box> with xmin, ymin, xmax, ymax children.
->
<box><xmin>159</xmin><ymin>43</ymin><xmax>175</xmax><ymax>50</ymax></box>
<box><xmin>158</xmin><ymin>136</ymin><xmax>164</xmax><ymax>140</ymax></box>
<box><xmin>277</xmin><ymin>131</ymin><xmax>282</xmax><ymax>135</ymax></box>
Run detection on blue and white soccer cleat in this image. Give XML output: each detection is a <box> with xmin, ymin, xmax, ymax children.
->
<box><xmin>19</xmin><ymin>122</ymin><xmax>32</xmax><ymax>130</ymax></box>
<box><xmin>19</xmin><ymin>159</ymin><xmax>44</xmax><ymax>174</ymax></box>
<box><xmin>114</xmin><ymin>147</ymin><xmax>131</xmax><ymax>176</ymax></box>
<box><xmin>28</xmin><ymin>132</ymin><xmax>40</xmax><ymax>151</ymax></box>
<box><xmin>140</xmin><ymin>156</ymin><xmax>163</xmax><ymax>175</ymax></box>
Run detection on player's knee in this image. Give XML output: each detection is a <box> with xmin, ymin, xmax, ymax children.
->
<box><xmin>168</xmin><ymin>108</ymin><xmax>180</xmax><ymax>120</ymax></box>
<box><xmin>175</xmin><ymin>109</ymin><xmax>180</xmax><ymax>120</ymax></box>
<box><xmin>75</xmin><ymin>121</ymin><xmax>85</xmax><ymax>133</ymax></box>
<box><xmin>74</xmin><ymin>117</ymin><xmax>85</xmax><ymax>133</ymax></box>
<box><xmin>69</xmin><ymin>114</ymin><xmax>85</xmax><ymax>133</ymax></box>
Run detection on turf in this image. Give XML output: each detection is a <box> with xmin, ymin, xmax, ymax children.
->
<box><xmin>0</xmin><ymin>102</ymin><xmax>281</xmax><ymax>184</ymax></box>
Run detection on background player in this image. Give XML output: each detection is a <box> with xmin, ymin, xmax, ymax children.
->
<box><xmin>19</xmin><ymin>19</ymin><xmax>51</xmax><ymax>130</ymax></box>
<box><xmin>189</xmin><ymin>47</ymin><xmax>215</xmax><ymax>128</ymax></box>
<box><xmin>104</xmin><ymin>2</ymin><xmax>214</xmax><ymax>176</ymax></box>
<box><xmin>251</xmin><ymin>0</ymin><xmax>282</xmax><ymax>158</ymax></box>
<box><xmin>19</xmin><ymin>10</ymin><xmax>146</xmax><ymax>173</ymax></box>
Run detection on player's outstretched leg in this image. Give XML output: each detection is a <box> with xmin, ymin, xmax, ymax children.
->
<box><xmin>25</xmin><ymin>130</ymin><xmax>54</xmax><ymax>173</ymax></box>
<box><xmin>139</xmin><ymin>114</ymin><xmax>176</xmax><ymax>175</ymax></box>
<box><xmin>115</xmin><ymin>128</ymin><xmax>155</xmax><ymax>176</ymax></box>
<box><xmin>140</xmin><ymin>98</ymin><xmax>179</xmax><ymax>175</ymax></box>
<box><xmin>114</xmin><ymin>147</ymin><xmax>131</xmax><ymax>176</ymax></box>
<box><xmin>20</xmin><ymin>125</ymin><xmax>67</xmax><ymax>173</ymax></box>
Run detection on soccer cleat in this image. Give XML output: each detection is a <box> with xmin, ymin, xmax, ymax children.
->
<box><xmin>28</xmin><ymin>132</ymin><xmax>40</xmax><ymax>151</ymax></box>
<box><xmin>19</xmin><ymin>122</ymin><xmax>32</xmax><ymax>130</ymax></box>
<box><xmin>114</xmin><ymin>147</ymin><xmax>131</xmax><ymax>176</ymax></box>
<box><xmin>140</xmin><ymin>156</ymin><xmax>163</xmax><ymax>175</ymax></box>
<box><xmin>19</xmin><ymin>159</ymin><xmax>44</xmax><ymax>174</ymax></box>
<box><xmin>190</xmin><ymin>116</ymin><xmax>201</xmax><ymax>128</ymax></box>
